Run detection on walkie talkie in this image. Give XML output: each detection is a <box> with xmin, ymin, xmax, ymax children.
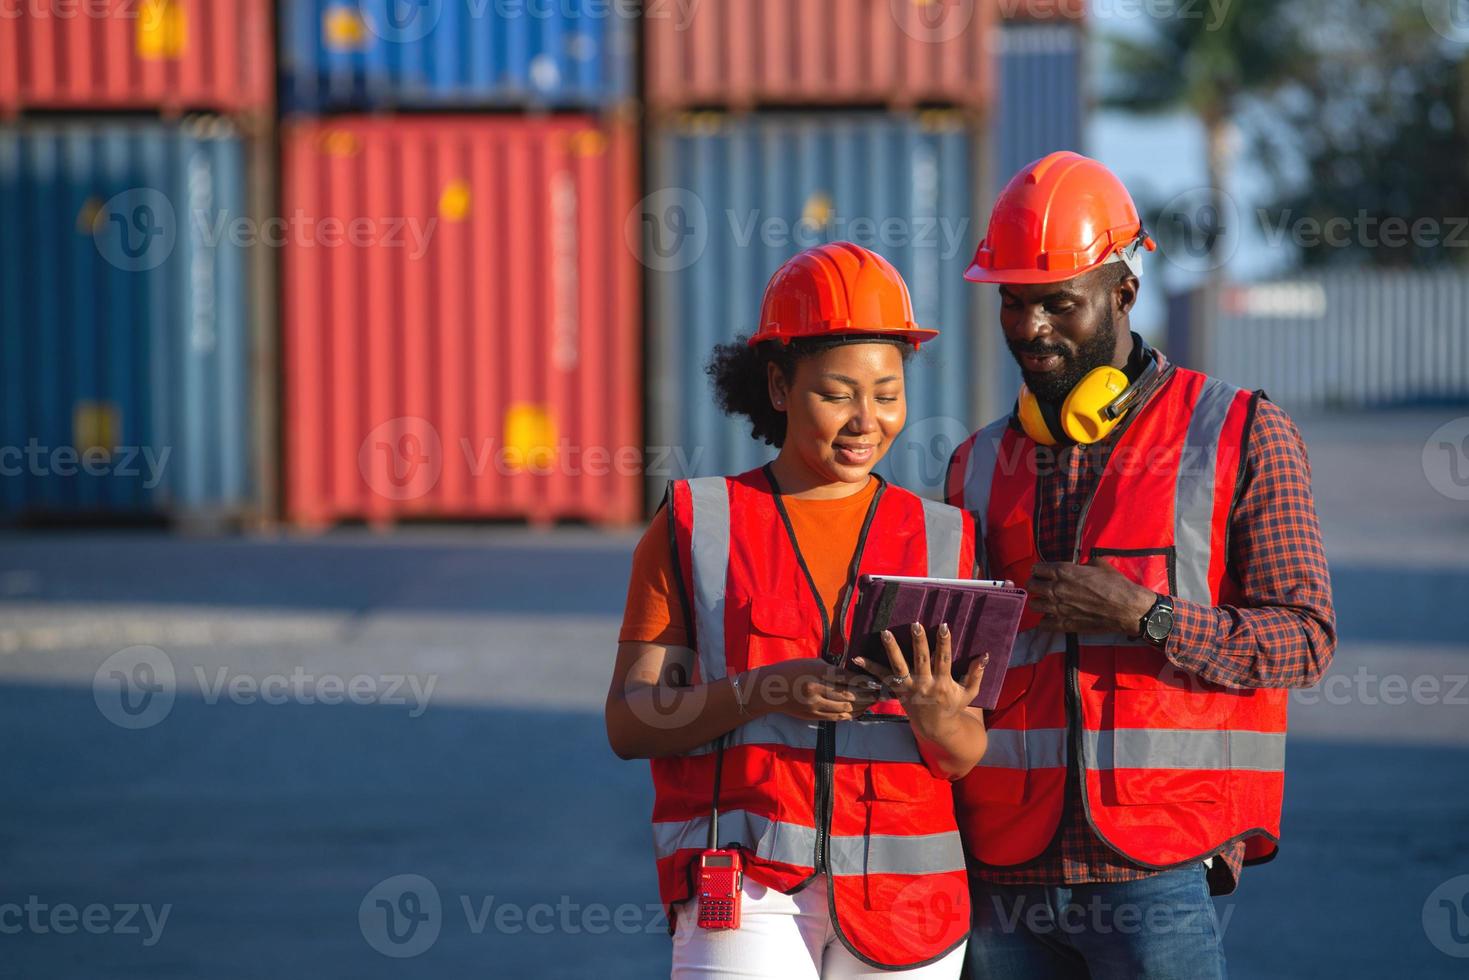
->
<box><xmin>695</xmin><ymin>736</ymin><xmax>742</xmax><ymax>930</ymax></box>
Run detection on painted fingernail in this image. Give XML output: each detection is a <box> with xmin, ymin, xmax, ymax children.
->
<box><xmin>939</xmin><ymin>622</ymin><xmax>950</xmax><ymax>637</ymax></box>
<box><xmin>911</xmin><ymin>623</ymin><xmax>922</xmax><ymax>635</ymax></box>
<box><xmin>881</xmin><ymin>630</ymin><xmax>893</xmax><ymax>641</ymax></box>
<box><xmin>981</xmin><ymin>652</ymin><xmax>991</xmax><ymax>666</ymax></box>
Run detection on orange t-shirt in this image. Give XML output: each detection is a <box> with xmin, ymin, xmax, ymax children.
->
<box><xmin>619</xmin><ymin>477</ymin><xmax>881</xmax><ymax>648</ymax></box>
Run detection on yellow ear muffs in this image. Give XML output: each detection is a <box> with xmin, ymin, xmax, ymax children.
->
<box><xmin>1017</xmin><ymin>365</ymin><xmax>1134</xmax><ymax>447</ymax></box>
<box><xmin>1059</xmin><ymin>365</ymin><xmax>1130</xmax><ymax>444</ymax></box>
<box><xmin>1016</xmin><ymin>384</ymin><xmax>1059</xmax><ymax>446</ymax></box>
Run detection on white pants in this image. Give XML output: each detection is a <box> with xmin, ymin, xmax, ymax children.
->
<box><xmin>670</xmin><ymin>874</ymin><xmax>965</xmax><ymax>979</ymax></box>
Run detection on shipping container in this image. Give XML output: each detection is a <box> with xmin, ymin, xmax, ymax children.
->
<box><xmin>644</xmin><ymin>111</ymin><xmax>983</xmax><ymax>505</ymax></box>
<box><xmin>644</xmin><ymin>0</ymin><xmax>996</xmax><ymax>112</ymax></box>
<box><xmin>282</xmin><ymin>116</ymin><xmax>640</xmax><ymax>527</ymax></box>
<box><xmin>280</xmin><ymin>0</ymin><xmax>633</xmax><ymax>112</ymax></box>
<box><xmin>994</xmin><ymin>23</ymin><xmax>1084</xmax><ymax>186</ymax></box>
<box><xmin>0</xmin><ymin>117</ymin><xmax>252</xmax><ymax>521</ymax></box>
<box><xmin>979</xmin><ymin>21</ymin><xmax>1086</xmax><ymax>413</ymax></box>
<box><xmin>0</xmin><ymin>0</ymin><xmax>273</xmax><ymax>115</ymax></box>
<box><xmin>1169</xmin><ymin>274</ymin><xmax>1469</xmax><ymax>410</ymax></box>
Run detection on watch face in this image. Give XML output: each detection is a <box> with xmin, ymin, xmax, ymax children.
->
<box><xmin>1146</xmin><ymin>609</ymin><xmax>1174</xmax><ymax>641</ymax></box>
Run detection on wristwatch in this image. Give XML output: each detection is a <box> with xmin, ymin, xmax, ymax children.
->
<box><xmin>1138</xmin><ymin>594</ymin><xmax>1175</xmax><ymax>648</ymax></box>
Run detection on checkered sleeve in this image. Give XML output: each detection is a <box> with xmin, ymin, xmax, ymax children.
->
<box><xmin>1165</xmin><ymin>398</ymin><xmax>1337</xmax><ymax>688</ymax></box>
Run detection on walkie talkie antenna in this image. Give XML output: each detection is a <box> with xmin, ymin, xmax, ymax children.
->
<box><xmin>707</xmin><ymin>735</ymin><xmax>726</xmax><ymax>850</ymax></box>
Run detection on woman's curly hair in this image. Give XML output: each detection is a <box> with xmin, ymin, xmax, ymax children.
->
<box><xmin>705</xmin><ymin>335</ymin><xmax>915</xmax><ymax>447</ymax></box>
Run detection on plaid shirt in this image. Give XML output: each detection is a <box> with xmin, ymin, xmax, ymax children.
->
<box><xmin>975</xmin><ymin>354</ymin><xmax>1337</xmax><ymax>896</ymax></box>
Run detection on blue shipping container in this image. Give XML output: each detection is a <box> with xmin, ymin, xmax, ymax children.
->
<box><xmin>985</xmin><ymin>22</ymin><xmax>1086</xmax><ymax>411</ymax></box>
<box><xmin>0</xmin><ymin>118</ymin><xmax>252</xmax><ymax>520</ymax></box>
<box><xmin>645</xmin><ymin>112</ymin><xmax>982</xmax><ymax>503</ymax></box>
<box><xmin>281</xmin><ymin>0</ymin><xmax>633</xmax><ymax>111</ymax></box>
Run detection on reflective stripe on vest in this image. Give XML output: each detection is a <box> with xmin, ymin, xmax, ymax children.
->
<box><xmin>654</xmin><ymin>810</ymin><xmax>967</xmax><ymax>877</ymax></box>
<box><xmin>687</xmin><ymin>476</ymin><xmax>730</xmax><ymax>683</ymax></box>
<box><xmin>980</xmin><ymin>727</ymin><xmax>1285</xmax><ymax>774</ymax></box>
<box><xmin>979</xmin><ymin>727</ymin><xmax>1067</xmax><ymax>770</ymax></box>
<box><xmin>919</xmin><ymin>494</ymin><xmax>966</xmax><ymax>578</ymax></box>
<box><xmin>682</xmin><ymin>715</ymin><xmax>924</xmax><ymax>766</ymax></box>
<box><xmin>1085</xmin><ymin>728</ymin><xmax>1286</xmax><ymax>773</ymax></box>
<box><xmin>1174</xmin><ymin>376</ymin><xmax>1241</xmax><ymax>603</ymax></box>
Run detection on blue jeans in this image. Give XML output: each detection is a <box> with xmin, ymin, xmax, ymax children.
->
<box><xmin>962</xmin><ymin>865</ymin><xmax>1228</xmax><ymax>980</ymax></box>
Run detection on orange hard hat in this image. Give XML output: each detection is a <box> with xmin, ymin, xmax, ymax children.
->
<box><xmin>966</xmin><ymin>151</ymin><xmax>1156</xmax><ymax>285</ymax></box>
<box><xmin>751</xmin><ymin>241</ymin><xmax>939</xmax><ymax>349</ymax></box>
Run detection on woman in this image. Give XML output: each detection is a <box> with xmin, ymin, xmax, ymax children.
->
<box><xmin>607</xmin><ymin>242</ymin><xmax>989</xmax><ymax>979</ymax></box>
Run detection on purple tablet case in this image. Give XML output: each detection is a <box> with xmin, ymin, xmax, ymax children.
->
<box><xmin>848</xmin><ymin>575</ymin><xmax>1027</xmax><ymax>710</ymax></box>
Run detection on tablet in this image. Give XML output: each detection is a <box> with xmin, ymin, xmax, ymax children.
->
<box><xmin>848</xmin><ymin>574</ymin><xmax>1026</xmax><ymax>710</ymax></box>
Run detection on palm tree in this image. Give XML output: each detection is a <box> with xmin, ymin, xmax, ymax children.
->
<box><xmin>1104</xmin><ymin>0</ymin><xmax>1308</xmax><ymax>283</ymax></box>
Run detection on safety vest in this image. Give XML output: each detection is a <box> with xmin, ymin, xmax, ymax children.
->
<box><xmin>651</xmin><ymin>467</ymin><xmax>976</xmax><ymax>969</ymax></box>
<box><xmin>946</xmin><ymin>364</ymin><xmax>1286</xmax><ymax>870</ymax></box>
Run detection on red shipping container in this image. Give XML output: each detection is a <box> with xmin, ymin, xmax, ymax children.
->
<box><xmin>282</xmin><ymin>116</ymin><xmax>641</xmax><ymax>527</ymax></box>
<box><xmin>645</xmin><ymin>0</ymin><xmax>996</xmax><ymax>111</ymax></box>
<box><xmin>0</xmin><ymin>0</ymin><xmax>272</xmax><ymax>114</ymax></box>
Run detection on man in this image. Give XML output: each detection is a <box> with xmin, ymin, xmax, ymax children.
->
<box><xmin>945</xmin><ymin>152</ymin><xmax>1336</xmax><ymax>979</ymax></box>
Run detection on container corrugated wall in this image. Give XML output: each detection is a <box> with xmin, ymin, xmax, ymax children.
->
<box><xmin>994</xmin><ymin>23</ymin><xmax>1084</xmax><ymax>186</ymax></box>
<box><xmin>282</xmin><ymin>116</ymin><xmax>640</xmax><ymax>526</ymax></box>
<box><xmin>0</xmin><ymin>117</ymin><xmax>252</xmax><ymax>520</ymax></box>
<box><xmin>981</xmin><ymin>21</ymin><xmax>1086</xmax><ymax>412</ymax></box>
<box><xmin>280</xmin><ymin>0</ymin><xmax>633</xmax><ymax>111</ymax></box>
<box><xmin>1178</xmin><ymin>273</ymin><xmax>1469</xmax><ymax>410</ymax></box>
<box><xmin>0</xmin><ymin>0</ymin><xmax>274</xmax><ymax>114</ymax></box>
<box><xmin>645</xmin><ymin>0</ymin><xmax>995</xmax><ymax>111</ymax></box>
<box><xmin>644</xmin><ymin>112</ymin><xmax>980</xmax><ymax>503</ymax></box>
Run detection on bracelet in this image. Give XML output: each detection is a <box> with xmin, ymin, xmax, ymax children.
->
<box><xmin>730</xmin><ymin>672</ymin><xmax>750</xmax><ymax>716</ymax></box>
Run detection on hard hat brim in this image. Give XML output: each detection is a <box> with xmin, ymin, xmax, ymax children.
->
<box><xmin>964</xmin><ymin>260</ymin><xmax>1110</xmax><ymax>286</ymax></box>
<box><xmin>750</xmin><ymin>325</ymin><xmax>940</xmax><ymax>347</ymax></box>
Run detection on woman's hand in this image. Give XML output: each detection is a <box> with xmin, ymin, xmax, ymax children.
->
<box><xmin>751</xmin><ymin>657</ymin><xmax>884</xmax><ymax>722</ymax></box>
<box><xmin>851</xmin><ymin>624</ymin><xmax>988</xmax><ymax>744</ymax></box>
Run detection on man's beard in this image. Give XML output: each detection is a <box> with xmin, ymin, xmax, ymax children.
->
<box><xmin>1009</xmin><ymin>308</ymin><xmax>1119</xmax><ymax>403</ymax></box>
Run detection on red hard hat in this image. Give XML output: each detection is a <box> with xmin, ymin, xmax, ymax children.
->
<box><xmin>966</xmin><ymin>151</ymin><xmax>1156</xmax><ymax>285</ymax></box>
<box><xmin>751</xmin><ymin>241</ymin><xmax>939</xmax><ymax>349</ymax></box>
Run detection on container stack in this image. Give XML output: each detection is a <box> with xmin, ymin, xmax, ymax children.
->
<box><xmin>277</xmin><ymin>2</ymin><xmax>641</xmax><ymax>527</ymax></box>
<box><xmin>0</xmin><ymin>2</ymin><xmax>271</xmax><ymax>524</ymax></box>
<box><xmin>639</xmin><ymin>0</ymin><xmax>998</xmax><ymax>503</ymax></box>
<box><xmin>979</xmin><ymin>0</ymin><xmax>1088</xmax><ymax>418</ymax></box>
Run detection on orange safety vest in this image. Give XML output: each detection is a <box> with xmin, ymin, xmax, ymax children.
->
<box><xmin>946</xmin><ymin>363</ymin><xmax>1286</xmax><ymax>871</ymax></box>
<box><xmin>651</xmin><ymin>466</ymin><xmax>976</xmax><ymax>969</ymax></box>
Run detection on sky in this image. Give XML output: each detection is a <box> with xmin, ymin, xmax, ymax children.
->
<box><xmin>1084</xmin><ymin>8</ymin><xmax>1294</xmax><ymax>337</ymax></box>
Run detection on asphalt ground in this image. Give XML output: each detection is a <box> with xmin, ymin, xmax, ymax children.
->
<box><xmin>1</xmin><ymin>408</ymin><xmax>1466</xmax><ymax>978</ymax></box>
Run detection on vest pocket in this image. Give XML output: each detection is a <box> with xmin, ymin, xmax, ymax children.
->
<box><xmin>744</xmin><ymin>595</ymin><xmax>810</xmax><ymax>670</ymax></box>
<box><xmin>1086</xmin><ymin>546</ymin><xmax>1175</xmax><ymax>595</ymax></box>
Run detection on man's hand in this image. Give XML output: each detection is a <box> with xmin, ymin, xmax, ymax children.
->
<box><xmin>1029</xmin><ymin>557</ymin><xmax>1158</xmax><ymax>635</ymax></box>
